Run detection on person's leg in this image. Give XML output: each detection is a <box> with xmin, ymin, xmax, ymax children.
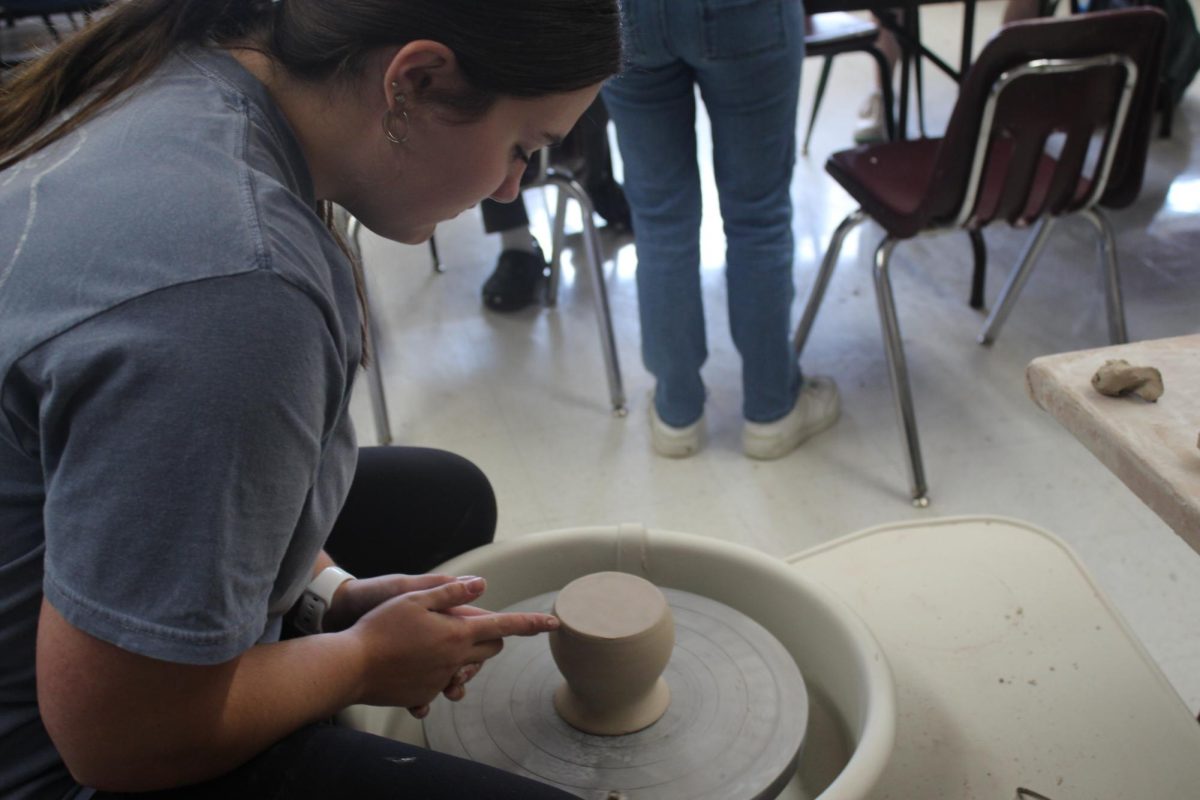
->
<box><xmin>874</xmin><ymin>14</ymin><xmax>902</xmax><ymax>68</ymax></box>
<box><xmin>480</xmin><ymin>197</ymin><xmax>547</xmax><ymax>312</ymax></box>
<box><xmin>325</xmin><ymin>446</ymin><xmax>496</xmax><ymax>577</ymax></box>
<box><xmin>689</xmin><ymin>0</ymin><xmax>804</xmax><ymax>425</ymax></box>
<box><xmin>567</xmin><ymin>94</ymin><xmax>632</xmax><ymax>231</ymax></box>
<box><xmin>693</xmin><ymin>0</ymin><xmax>839</xmax><ymax>458</ymax></box>
<box><xmin>603</xmin><ymin>47</ymin><xmax>707</xmax><ymax>435</ymax></box>
<box><xmin>1002</xmin><ymin>0</ymin><xmax>1042</xmax><ymax>24</ymax></box>
<box><xmin>89</xmin><ymin>722</ymin><xmax>576</xmax><ymax>799</ymax></box>
<box><xmin>481</xmin><ymin>197</ymin><xmax>530</xmax><ymax>236</ymax></box>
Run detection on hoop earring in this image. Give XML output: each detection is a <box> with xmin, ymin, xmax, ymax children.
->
<box><xmin>382</xmin><ymin>92</ymin><xmax>409</xmax><ymax>145</ymax></box>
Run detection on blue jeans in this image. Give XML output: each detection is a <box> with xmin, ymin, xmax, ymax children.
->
<box><xmin>603</xmin><ymin>0</ymin><xmax>804</xmax><ymax>427</ymax></box>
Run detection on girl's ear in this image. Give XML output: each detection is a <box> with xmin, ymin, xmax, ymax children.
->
<box><xmin>381</xmin><ymin>40</ymin><xmax>463</xmax><ymax>109</ymax></box>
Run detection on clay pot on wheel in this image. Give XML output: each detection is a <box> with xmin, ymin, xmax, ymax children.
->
<box><xmin>549</xmin><ymin>571</ymin><xmax>675</xmax><ymax>736</ymax></box>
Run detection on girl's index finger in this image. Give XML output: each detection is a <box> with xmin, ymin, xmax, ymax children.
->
<box><xmin>466</xmin><ymin>611</ymin><xmax>560</xmax><ymax>642</ymax></box>
<box><xmin>447</xmin><ymin>604</ymin><xmax>490</xmax><ymax>618</ymax></box>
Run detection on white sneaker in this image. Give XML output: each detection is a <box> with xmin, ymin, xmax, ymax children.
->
<box><xmin>649</xmin><ymin>397</ymin><xmax>704</xmax><ymax>458</ymax></box>
<box><xmin>742</xmin><ymin>376</ymin><xmax>840</xmax><ymax>460</ymax></box>
<box><xmin>853</xmin><ymin>92</ymin><xmax>886</xmax><ymax>145</ymax></box>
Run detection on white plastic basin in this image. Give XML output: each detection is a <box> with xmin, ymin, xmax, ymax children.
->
<box><xmin>344</xmin><ymin>524</ymin><xmax>896</xmax><ymax>799</ymax></box>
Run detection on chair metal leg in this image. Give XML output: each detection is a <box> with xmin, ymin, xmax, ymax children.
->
<box><xmin>968</xmin><ymin>229</ymin><xmax>986</xmax><ymax>310</ymax></box>
<box><xmin>1078</xmin><ymin>207</ymin><xmax>1129</xmax><ymax>344</ymax></box>
<box><xmin>913</xmin><ymin>13</ymin><xmax>927</xmax><ymax>138</ymax></box>
<box><xmin>794</xmin><ymin>209</ymin><xmax>868</xmax><ymax>357</ymax></box>
<box><xmin>545</xmin><ymin>187</ymin><xmax>570</xmax><ymax>307</ymax></box>
<box><xmin>873</xmin><ymin>238</ymin><xmax>929</xmax><ymax>507</ymax></box>
<box><xmin>1159</xmin><ymin>94</ymin><xmax>1174</xmax><ymax>138</ymax></box>
<box><xmin>544</xmin><ymin>170</ymin><xmax>627</xmax><ymax>416</ymax></box>
<box><xmin>868</xmin><ymin>48</ymin><xmax>897</xmax><ymax>142</ymax></box>
<box><xmin>344</xmin><ymin>212</ymin><xmax>361</xmax><ymax>257</ymax></box>
<box><xmin>363</xmin><ymin>302</ymin><xmax>394</xmax><ymax>445</ymax></box>
<box><xmin>429</xmin><ymin>234</ymin><xmax>444</xmax><ymax>273</ymax></box>
<box><xmin>40</xmin><ymin>14</ymin><xmax>60</xmax><ymax>41</ymax></box>
<box><xmin>802</xmin><ymin>56</ymin><xmax>835</xmax><ymax>156</ymax></box>
<box><xmin>960</xmin><ymin>0</ymin><xmax>977</xmax><ymax>74</ymax></box>
<box><xmin>978</xmin><ymin>216</ymin><xmax>1057</xmax><ymax>346</ymax></box>
<box><xmin>346</xmin><ymin>215</ymin><xmax>394</xmax><ymax>445</ymax></box>
<box><xmin>897</xmin><ymin>31</ymin><xmax>911</xmax><ymax>139</ymax></box>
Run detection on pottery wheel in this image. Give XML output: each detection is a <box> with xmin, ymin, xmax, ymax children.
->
<box><xmin>424</xmin><ymin>587</ymin><xmax>808</xmax><ymax>800</ymax></box>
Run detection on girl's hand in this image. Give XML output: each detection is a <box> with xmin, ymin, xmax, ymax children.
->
<box><xmin>406</xmin><ymin>661</ymin><xmax>481</xmax><ymax>719</ymax></box>
<box><xmin>323</xmin><ymin>573</ymin><xmax>464</xmax><ymax>632</ymax></box>
<box><xmin>346</xmin><ymin>578</ymin><xmax>558</xmax><ymax>711</ymax></box>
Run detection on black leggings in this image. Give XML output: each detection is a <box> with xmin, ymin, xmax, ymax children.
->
<box><xmin>325</xmin><ymin>446</ymin><xmax>497</xmax><ymax>576</ymax></box>
<box><xmin>88</xmin><ymin>447</ymin><xmax>574</xmax><ymax>800</ymax></box>
<box><xmin>90</xmin><ymin>723</ymin><xmax>574</xmax><ymax>800</ymax></box>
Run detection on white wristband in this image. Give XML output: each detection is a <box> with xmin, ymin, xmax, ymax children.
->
<box><xmin>291</xmin><ymin>565</ymin><xmax>355</xmax><ymax>635</ymax></box>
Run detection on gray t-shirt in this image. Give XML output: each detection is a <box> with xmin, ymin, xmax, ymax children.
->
<box><xmin>0</xmin><ymin>47</ymin><xmax>361</xmax><ymax>798</ymax></box>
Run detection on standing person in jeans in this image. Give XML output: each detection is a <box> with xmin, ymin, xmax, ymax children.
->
<box><xmin>0</xmin><ymin>0</ymin><xmax>619</xmax><ymax>797</ymax></box>
<box><xmin>480</xmin><ymin>94</ymin><xmax>631</xmax><ymax>312</ymax></box>
<box><xmin>603</xmin><ymin>0</ymin><xmax>839</xmax><ymax>459</ymax></box>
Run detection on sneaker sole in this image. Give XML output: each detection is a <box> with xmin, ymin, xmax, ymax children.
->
<box><xmin>649</xmin><ymin>400</ymin><xmax>704</xmax><ymax>458</ymax></box>
<box><xmin>742</xmin><ymin>393</ymin><xmax>841</xmax><ymax>461</ymax></box>
<box><xmin>651</xmin><ymin>424</ymin><xmax>703</xmax><ymax>458</ymax></box>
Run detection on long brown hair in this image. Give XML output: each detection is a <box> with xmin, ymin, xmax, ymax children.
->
<box><xmin>0</xmin><ymin>0</ymin><xmax>622</xmax><ymax>358</ymax></box>
<box><xmin>0</xmin><ymin>0</ymin><xmax>621</xmax><ymax>168</ymax></box>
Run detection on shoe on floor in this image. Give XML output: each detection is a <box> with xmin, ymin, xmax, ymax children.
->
<box><xmin>649</xmin><ymin>399</ymin><xmax>704</xmax><ymax>459</ymax></box>
<box><xmin>481</xmin><ymin>245</ymin><xmax>547</xmax><ymax>312</ymax></box>
<box><xmin>853</xmin><ymin>91</ymin><xmax>887</xmax><ymax>145</ymax></box>
<box><xmin>742</xmin><ymin>376</ymin><xmax>840</xmax><ymax>460</ymax></box>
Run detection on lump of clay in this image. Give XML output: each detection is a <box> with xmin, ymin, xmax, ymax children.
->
<box><xmin>1091</xmin><ymin>359</ymin><xmax>1164</xmax><ymax>402</ymax></box>
<box><xmin>549</xmin><ymin>572</ymin><xmax>674</xmax><ymax>736</ymax></box>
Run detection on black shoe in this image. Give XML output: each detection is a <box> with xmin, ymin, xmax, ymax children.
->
<box><xmin>587</xmin><ymin>176</ymin><xmax>633</xmax><ymax>234</ymax></box>
<box><xmin>481</xmin><ymin>245</ymin><xmax>547</xmax><ymax>312</ymax></box>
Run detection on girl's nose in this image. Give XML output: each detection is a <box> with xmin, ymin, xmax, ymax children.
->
<box><xmin>489</xmin><ymin>162</ymin><xmax>527</xmax><ymax>203</ymax></box>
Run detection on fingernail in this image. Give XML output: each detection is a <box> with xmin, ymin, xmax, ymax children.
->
<box><xmin>456</xmin><ymin>575</ymin><xmax>481</xmax><ymax>582</ymax></box>
<box><xmin>545</xmin><ymin>615</ymin><xmax>560</xmax><ymax>629</ymax></box>
<box><xmin>463</xmin><ymin>577</ymin><xmax>486</xmax><ymax>594</ymax></box>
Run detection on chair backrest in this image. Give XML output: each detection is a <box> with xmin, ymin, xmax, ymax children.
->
<box><xmin>923</xmin><ymin>8</ymin><xmax>1166</xmax><ymax>229</ymax></box>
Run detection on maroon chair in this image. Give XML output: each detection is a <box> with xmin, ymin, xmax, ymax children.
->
<box><xmin>792</xmin><ymin>8</ymin><xmax>1167</xmax><ymax>506</ymax></box>
<box><xmin>801</xmin><ymin>12</ymin><xmax>896</xmax><ymax>154</ymax></box>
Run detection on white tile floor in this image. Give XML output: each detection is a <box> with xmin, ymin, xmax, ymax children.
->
<box><xmin>352</xmin><ymin>3</ymin><xmax>1200</xmax><ymax>714</ymax></box>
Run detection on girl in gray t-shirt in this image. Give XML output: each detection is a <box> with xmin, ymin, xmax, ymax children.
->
<box><xmin>0</xmin><ymin>1</ymin><xmax>618</xmax><ymax>797</ymax></box>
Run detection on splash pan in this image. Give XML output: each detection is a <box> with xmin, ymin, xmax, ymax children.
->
<box><xmin>344</xmin><ymin>524</ymin><xmax>895</xmax><ymax>800</ymax></box>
